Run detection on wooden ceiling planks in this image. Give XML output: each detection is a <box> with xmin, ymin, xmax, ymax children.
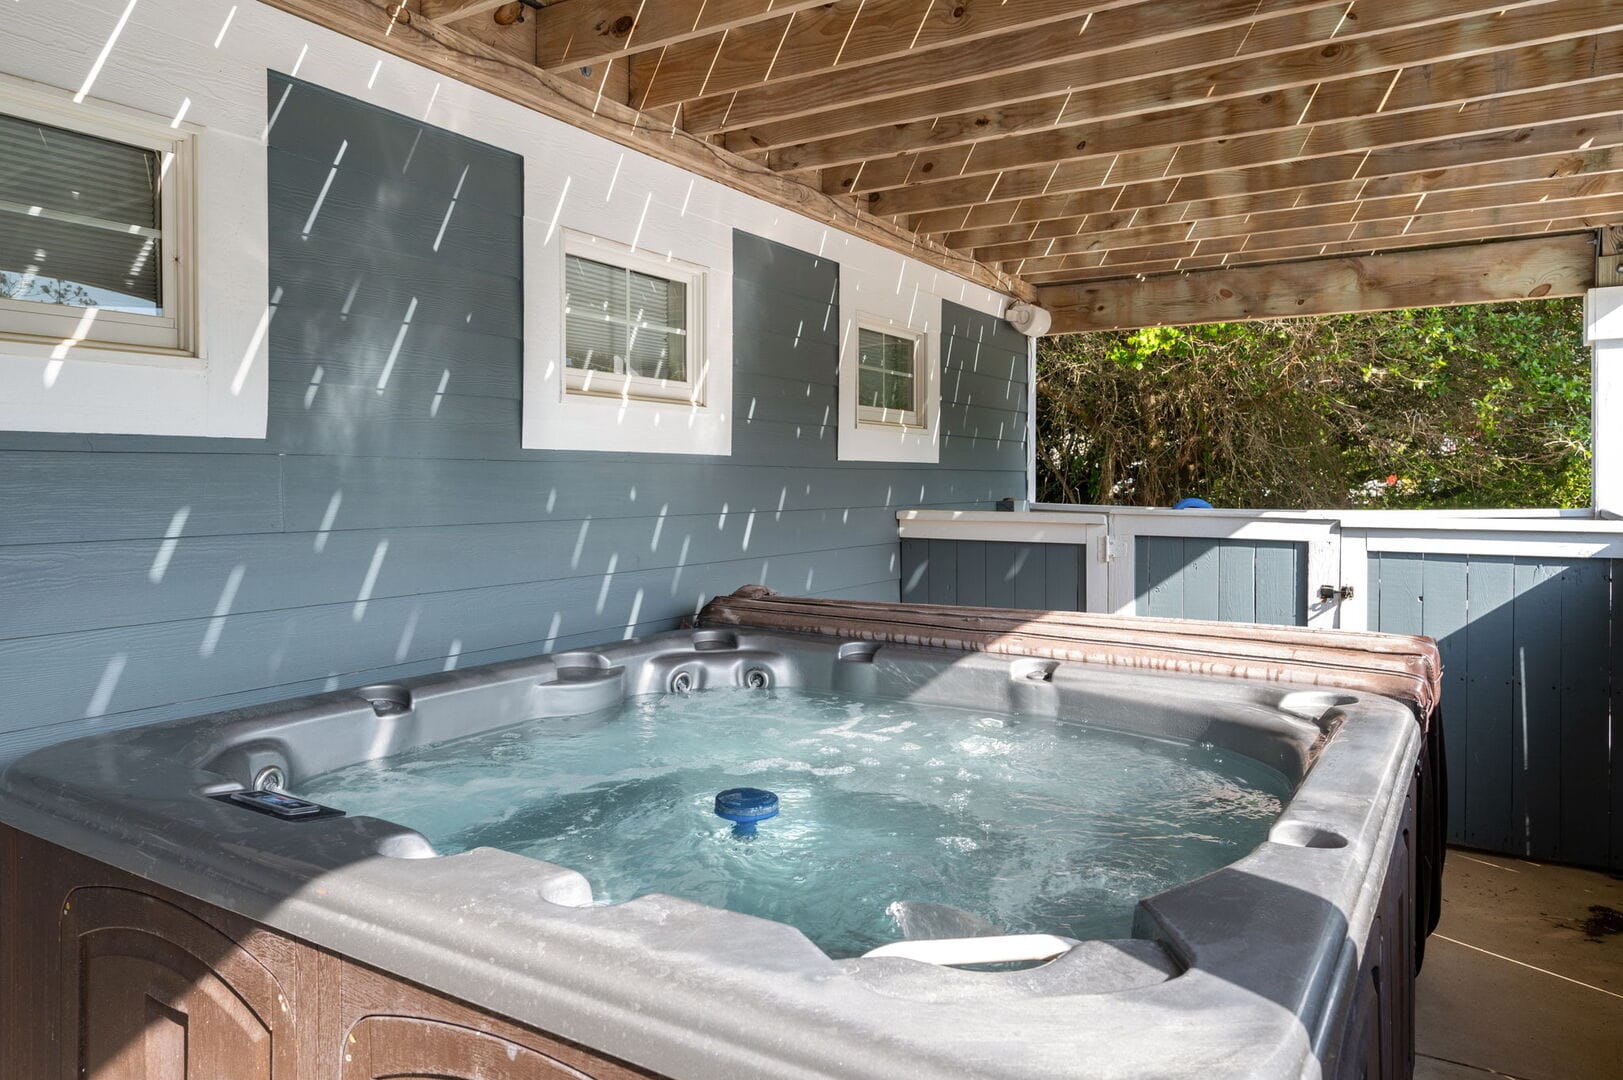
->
<box><xmin>288</xmin><ymin>0</ymin><xmax>1623</xmax><ymax>325</ymax></box>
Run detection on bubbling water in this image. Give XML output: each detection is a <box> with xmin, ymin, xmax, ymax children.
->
<box><xmin>298</xmin><ymin>688</ymin><xmax>1289</xmax><ymax>958</ymax></box>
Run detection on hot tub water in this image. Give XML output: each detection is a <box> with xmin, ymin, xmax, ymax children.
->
<box><xmin>297</xmin><ymin>688</ymin><xmax>1290</xmax><ymax>958</ymax></box>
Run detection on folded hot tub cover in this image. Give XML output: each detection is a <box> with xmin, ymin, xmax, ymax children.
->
<box><xmin>696</xmin><ymin>585</ymin><xmax>1448</xmax><ymax>966</ymax></box>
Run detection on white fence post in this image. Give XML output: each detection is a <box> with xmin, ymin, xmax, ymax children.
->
<box><xmin>1586</xmin><ymin>287</ymin><xmax>1623</xmax><ymax>519</ymax></box>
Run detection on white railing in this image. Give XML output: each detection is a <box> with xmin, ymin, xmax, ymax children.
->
<box><xmin>898</xmin><ymin>504</ymin><xmax>1623</xmax><ymax>630</ymax></box>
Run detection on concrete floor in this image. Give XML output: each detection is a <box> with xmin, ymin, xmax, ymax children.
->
<box><xmin>1415</xmin><ymin>849</ymin><xmax>1623</xmax><ymax>1080</ymax></box>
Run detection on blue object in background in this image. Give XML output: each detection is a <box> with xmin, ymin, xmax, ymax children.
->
<box><xmin>715</xmin><ymin>787</ymin><xmax>780</xmax><ymax>837</ymax></box>
<box><xmin>1173</xmin><ymin>497</ymin><xmax>1214</xmax><ymax>509</ymax></box>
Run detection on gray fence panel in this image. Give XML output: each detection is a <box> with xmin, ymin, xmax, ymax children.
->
<box><xmin>1369</xmin><ymin>551</ymin><xmax>1620</xmax><ymax>871</ymax></box>
<box><xmin>1135</xmin><ymin>537</ymin><xmax>1307</xmax><ymax>626</ymax></box>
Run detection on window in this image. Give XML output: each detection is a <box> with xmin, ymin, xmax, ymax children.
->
<box><xmin>857</xmin><ymin>325</ymin><xmax>924</xmax><ymax>427</ymax></box>
<box><xmin>837</xmin><ymin>310</ymin><xmax>939</xmax><ymax>463</ymax></box>
<box><xmin>0</xmin><ymin>73</ymin><xmax>266</xmax><ymax>439</ymax></box>
<box><xmin>525</xmin><ymin>229</ymin><xmax>728</xmax><ymax>456</ymax></box>
<box><xmin>0</xmin><ymin>96</ymin><xmax>193</xmax><ymax>355</ymax></box>
<box><xmin>563</xmin><ymin>238</ymin><xmax>702</xmax><ymax>405</ymax></box>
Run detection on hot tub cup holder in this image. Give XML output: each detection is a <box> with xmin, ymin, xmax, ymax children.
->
<box><xmin>691</xmin><ymin>630</ymin><xmax>739</xmax><ymax>652</ymax></box>
<box><xmin>1276</xmin><ymin>691</ymin><xmax>1357</xmax><ymax>724</ymax></box>
<box><xmin>836</xmin><ymin>641</ymin><xmax>880</xmax><ymax>664</ymax></box>
<box><xmin>1011</xmin><ymin>659</ymin><xmax>1059</xmax><ymax>683</ymax></box>
<box><xmin>547</xmin><ymin>652</ymin><xmax>619</xmax><ymax>683</ymax></box>
<box><xmin>357</xmin><ymin>683</ymin><xmax>412</xmax><ymax>717</ymax></box>
<box><xmin>1270</xmin><ymin>820</ymin><xmax>1350</xmax><ymax>849</ymax></box>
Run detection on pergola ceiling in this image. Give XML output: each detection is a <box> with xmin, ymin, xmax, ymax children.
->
<box><xmin>281</xmin><ymin>0</ymin><xmax>1622</xmax><ymax>327</ymax></box>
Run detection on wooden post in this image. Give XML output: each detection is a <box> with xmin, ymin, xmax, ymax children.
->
<box><xmin>1587</xmin><ymin>271</ymin><xmax>1623</xmax><ymax>519</ymax></box>
<box><xmin>1600</xmin><ymin>224</ymin><xmax>1623</xmax><ymax>288</ymax></box>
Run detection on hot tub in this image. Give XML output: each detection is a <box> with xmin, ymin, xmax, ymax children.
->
<box><xmin>0</xmin><ymin>626</ymin><xmax>1423</xmax><ymax>1080</ymax></box>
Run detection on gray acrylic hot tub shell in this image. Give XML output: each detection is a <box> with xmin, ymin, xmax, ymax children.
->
<box><xmin>0</xmin><ymin>628</ymin><xmax>1421</xmax><ymax>1080</ymax></box>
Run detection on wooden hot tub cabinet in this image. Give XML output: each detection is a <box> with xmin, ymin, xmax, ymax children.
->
<box><xmin>0</xmin><ymin>825</ymin><xmax>658</xmax><ymax>1080</ymax></box>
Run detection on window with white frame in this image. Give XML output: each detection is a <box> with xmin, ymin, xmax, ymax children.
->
<box><xmin>563</xmin><ymin>237</ymin><xmax>703</xmax><ymax>405</ymax></box>
<box><xmin>522</xmin><ymin>228</ymin><xmax>729</xmax><ymax>457</ymax></box>
<box><xmin>856</xmin><ymin>322</ymin><xmax>925</xmax><ymax>427</ymax></box>
<box><xmin>0</xmin><ymin>96</ymin><xmax>193</xmax><ymax>355</ymax></box>
<box><xmin>837</xmin><ymin>309</ymin><xmax>939</xmax><ymax>463</ymax></box>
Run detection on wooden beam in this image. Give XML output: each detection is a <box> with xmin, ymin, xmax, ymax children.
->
<box><xmin>681</xmin><ymin>0</ymin><xmax>1342</xmax><ymax>136</ymax></box>
<box><xmin>1601</xmin><ymin>224</ymin><xmax>1623</xmax><ymax>286</ymax></box>
<box><xmin>1012</xmin><ymin>195</ymin><xmax>1623</xmax><ymax>280</ymax></box>
<box><xmin>862</xmin><ymin>86</ymin><xmax>1623</xmax><ymax>218</ymax></box>
<box><xmin>1038</xmin><ymin>234</ymin><xmax>1596</xmax><ymax>331</ymax></box>
<box><xmin>752</xmin><ymin>0</ymin><xmax>1598</xmax><ymax>167</ymax></box>
<box><xmin>629</xmin><ymin>0</ymin><xmax>1093</xmax><ymax>114</ymax></box>
<box><xmin>828</xmin><ymin>32</ymin><xmax>1623</xmax><ymax>194</ymax></box>
<box><xmin>259</xmin><ymin>0</ymin><xmax>1033</xmax><ymax>300</ymax></box>
<box><xmin>1020</xmin><ymin>214</ymin><xmax>1612</xmax><ymax>283</ymax></box>
<box><xmin>533</xmin><ymin>0</ymin><xmax>827</xmax><ymax>72</ymax></box>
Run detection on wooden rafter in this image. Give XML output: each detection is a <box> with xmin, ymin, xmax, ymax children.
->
<box><xmin>977</xmin><ymin>170</ymin><xmax>1623</xmax><ymax>266</ymax></box>
<box><xmin>682</xmin><ymin>0</ymin><xmax>1343</xmax><ymax>137</ymax></box>
<box><xmin>758</xmin><ymin>0</ymin><xmax>1619</xmax><ymax>172</ymax></box>
<box><xmin>832</xmin><ymin>36</ymin><xmax>1623</xmax><ymax>198</ymax></box>
<box><xmin>859</xmin><ymin>80</ymin><xmax>1623</xmax><ymax>220</ymax></box>
<box><xmin>534</xmin><ymin>0</ymin><xmax>830</xmax><ymax>72</ymax></box>
<box><xmin>629</xmin><ymin>0</ymin><xmax>1093</xmax><ymax>114</ymax></box>
<box><xmin>917</xmin><ymin>141</ymin><xmax>1623</xmax><ymax>243</ymax></box>
<box><xmin>1037</xmin><ymin>233</ymin><xmax>1598</xmax><ymax>331</ymax></box>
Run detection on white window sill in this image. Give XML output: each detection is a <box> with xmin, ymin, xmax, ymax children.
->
<box><xmin>0</xmin><ymin>339</ymin><xmax>263</xmax><ymax>438</ymax></box>
<box><xmin>522</xmin><ymin>376</ymin><xmax>732</xmax><ymax>456</ymax></box>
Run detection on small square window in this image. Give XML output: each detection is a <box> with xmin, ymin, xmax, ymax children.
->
<box><xmin>856</xmin><ymin>324</ymin><xmax>924</xmax><ymax>427</ymax></box>
<box><xmin>0</xmin><ymin>99</ymin><xmax>193</xmax><ymax>354</ymax></box>
<box><xmin>563</xmin><ymin>241</ymin><xmax>701</xmax><ymax>404</ymax></box>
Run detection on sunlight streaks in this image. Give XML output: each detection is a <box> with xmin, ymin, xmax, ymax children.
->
<box><xmin>75</xmin><ymin>0</ymin><xmax>139</xmax><ymax>103</ymax></box>
<box><xmin>314</xmin><ymin>491</ymin><xmax>342</xmax><ymax>553</ymax></box>
<box><xmin>376</xmin><ymin>297</ymin><xmax>417</xmax><ymax>390</ymax></box>
<box><xmin>86</xmin><ymin>654</ymin><xmax>128</xmax><ymax>718</ymax></box>
<box><xmin>352</xmin><ymin>540</ymin><xmax>389</xmax><ymax>621</ymax></box>
<box><xmin>232</xmin><ymin>286</ymin><xmax>279</xmax><ymax>396</ymax></box>
<box><xmin>199</xmin><ymin>565</ymin><xmax>245</xmax><ymax>658</ymax></box>
<box><xmin>432</xmin><ymin>165</ymin><xmax>468</xmax><ymax>252</ymax></box>
<box><xmin>147</xmin><ymin>506</ymin><xmax>190</xmax><ymax>584</ymax></box>
<box><xmin>302</xmin><ymin>140</ymin><xmax>349</xmax><ymax>236</ymax></box>
<box><xmin>212</xmin><ymin>5</ymin><xmax>238</xmax><ymax>48</ymax></box>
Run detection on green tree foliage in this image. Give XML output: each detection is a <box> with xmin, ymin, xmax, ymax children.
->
<box><xmin>1037</xmin><ymin>298</ymin><xmax>1591</xmax><ymax>509</ymax></box>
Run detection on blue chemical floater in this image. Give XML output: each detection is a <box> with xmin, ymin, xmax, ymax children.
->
<box><xmin>714</xmin><ymin>787</ymin><xmax>779</xmax><ymax>837</ymax></box>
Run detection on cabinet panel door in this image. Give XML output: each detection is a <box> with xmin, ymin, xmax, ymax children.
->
<box><xmin>345</xmin><ymin>1016</ymin><xmax>604</xmax><ymax>1079</ymax></box>
<box><xmin>61</xmin><ymin>888</ymin><xmax>290</xmax><ymax>1080</ymax></box>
